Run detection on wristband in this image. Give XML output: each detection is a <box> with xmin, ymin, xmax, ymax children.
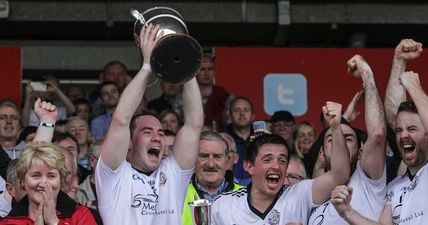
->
<box><xmin>142</xmin><ymin>63</ymin><xmax>152</xmax><ymax>72</ymax></box>
<box><xmin>39</xmin><ymin>121</ymin><xmax>55</xmax><ymax>128</ymax></box>
<box><xmin>342</xmin><ymin>209</ymin><xmax>354</xmax><ymax>220</ymax></box>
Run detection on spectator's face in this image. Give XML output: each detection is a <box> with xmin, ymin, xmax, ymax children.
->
<box><xmin>161</xmin><ymin>113</ymin><xmax>180</xmax><ymax>133</ymax></box>
<box><xmin>100</xmin><ymin>84</ymin><xmax>120</xmax><ymax>109</ymax></box>
<box><xmin>104</xmin><ymin>64</ymin><xmax>128</xmax><ymax>90</ymax></box>
<box><xmin>245</xmin><ymin>143</ymin><xmax>289</xmax><ymax>198</ymax></box>
<box><xmin>195</xmin><ymin>139</ymin><xmax>229</xmax><ymax>189</ymax></box>
<box><xmin>322</xmin><ymin>124</ymin><xmax>359</xmax><ymax>170</ymax></box>
<box><xmin>56</xmin><ymin>148</ymin><xmax>76</xmax><ymax>194</ymax></box>
<box><xmin>66</xmin><ymin>87</ymin><xmax>86</xmax><ymax>102</ymax></box>
<box><xmin>284</xmin><ymin>159</ymin><xmax>306</xmax><ymax>185</ymax></box>
<box><xmin>129</xmin><ymin>115</ymin><xmax>165</xmax><ymax>173</ymax></box>
<box><xmin>24</xmin><ymin>161</ymin><xmax>61</xmax><ymax>205</ymax></box>
<box><xmin>295</xmin><ymin>125</ymin><xmax>316</xmax><ymax>154</ymax></box>
<box><xmin>75</xmin><ymin>103</ymin><xmax>91</xmax><ymax>122</ymax></box>
<box><xmin>0</xmin><ymin>106</ymin><xmax>21</xmax><ymax>141</ymax></box>
<box><xmin>230</xmin><ymin>99</ymin><xmax>254</xmax><ymax>129</ymax></box>
<box><xmin>67</xmin><ymin>119</ymin><xmax>91</xmax><ymax>145</ymax></box>
<box><xmin>395</xmin><ymin>111</ymin><xmax>428</xmax><ymax>170</ymax></box>
<box><xmin>196</xmin><ymin>58</ymin><xmax>215</xmax><ymax>86</ymax></box>
<box><xmin>161</xmin><ymin>82</ymin><xmax>182</xmax><ymax>97</ymax></box>
<box><xmin>271</xmin><ymin>120</ymin><xmax>294</xmax><ymax>141</ymax></box>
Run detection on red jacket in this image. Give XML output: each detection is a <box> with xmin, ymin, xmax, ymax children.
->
<box><xmin>0</xmin><ymin>191</ymin><xmax>97</xmax><ymax>225</ymax></box>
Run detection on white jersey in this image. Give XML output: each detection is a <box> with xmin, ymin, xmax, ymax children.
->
<box><xmin>0</xmin><ymin>177</ymin><xmax>11</xmax><ymax>217</ymax></box>
<box><xmin>386</xmin><ymin>163</ymin><xmax>428</xmax><ymax>225</ymax></box>
<box><xmin>95</xmin><ymin>155</ymin><xmax>193</xmax><ymax>225</ymax></box>
<box><xmin>211</xmin><ymin>179</ymin><xmax>315</xmax><ymax>225</ymax></box>
<box><xmin>308</xmin><ymin>163</ymin><xmax>386</xmax><ymax>225</ymax></box>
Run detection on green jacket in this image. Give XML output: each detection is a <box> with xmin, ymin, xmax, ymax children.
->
<box><xmin>181</xmin><ymin>171</ymin><xmax>243</xmax><ymax>225</ymax></box>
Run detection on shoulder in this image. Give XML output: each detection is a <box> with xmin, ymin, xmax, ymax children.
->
<box><xmin>214</xmin><ymin>187</ymin><xmax>247</xmax><ymax>203</ymax></box>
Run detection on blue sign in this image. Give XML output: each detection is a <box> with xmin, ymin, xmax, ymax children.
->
<box><xmin>263</xmin><ymin>73</ymin><xmax>307</xmax><ymax>116</ymax></box>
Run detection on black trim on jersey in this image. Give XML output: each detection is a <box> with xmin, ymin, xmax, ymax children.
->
<box><xmin>132</xmin><ymin>165</ymin><xmax>154</xmax><ymax>176</ymax></box>
<box><xmin>246</xmin><ymin>183</ymin><xmax>287</xmax><ymax>220</ymax></box>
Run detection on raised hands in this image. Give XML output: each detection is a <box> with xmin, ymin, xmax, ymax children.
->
<box><xmin>322</xmin><ymin>101</ymin><xmax>342</xmax><ymax>129</ymax></box>
<box><xmin>34</xmin><ymin>183</ymin><xmax>60</xmax><ymax>225</ymax></box>
<box><xmin>331</xmin><ymin>185</ymin><xmax>353</xmax><ymax>218</ymax></box>
<box><xmin>347</xmin><ymin>54</ymin><xmax>373</xmax><ymax>79</ymax></box>
<box><xmin>394</xmin><ymin>38</ymin><xmax>423</xmax><ymax>62</ymax></box>
<box><xmin>139</xmin><ymin>23</ymin><xmax>162</xmax><ymax>64</ymax></box>
<box><xmin>400</xmin><ymin>71</ymin><xmax>421</xmax><ymax>91</ymax></box>
<box><xmin>343</xmin><ymin>90</ymin><xmax>364</xmax><ymax>123</ymax></box>
<box><xmin>34</xmin><ymin>98</ymin><xmax>58</xmax><ymax>124</ymax></box>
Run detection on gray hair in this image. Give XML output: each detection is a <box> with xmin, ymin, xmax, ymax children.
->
<box><xmin>200</xmin><ymin>131</ymin><xmax>229</xmax><ymax>155</ymax></box>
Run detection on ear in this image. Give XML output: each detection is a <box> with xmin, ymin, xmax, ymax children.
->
<box><xmin>243</xmin><ymin>160</ymin><xmax>254</xmax><ymax>176</ymax></box>
<box><xmin>5</xmin><ymin>183</ymin><xmax>15</xmax><ymax>198</ymax></box>
<box><xmin>234</xmin><ymin>154</ymin><xmax>239</xmax><ymax>164</ymax></box>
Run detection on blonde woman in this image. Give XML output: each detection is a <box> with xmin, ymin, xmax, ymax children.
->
<box><xmin>0</xmin><ymin>143</ymin><xmax>96</xmax><ymax>225</ymax></box>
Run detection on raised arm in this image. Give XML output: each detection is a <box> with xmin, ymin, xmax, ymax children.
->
<box><xmin>384</xmin><ymin>39</ymin><xmax>422</xmax><ymax>128</ymax></box>
<box><xmin>100</xmin><ymin>24</ymin><xmax>160</xmax><ymax>170</ymax></box>
<box><xmin>400</xmin><ymin>71</ymin><xmax>428</xmax><ymax>130</ymax></box>
<box><xmin>33</xmin><ymin>98</ymin><xmax>58</xmax><ymax>143</ymax></box>
<box><xmin>45</xmin><ymin>79</ymin><xmax>76</xmax><ymax>115</ymax></box>
<box><xmin>312</xmin><ymin>101</ymin><xmax>350</xmax><ymax>205</ymax></box>
<box><xmin>331</xmin><ymin>185</ymin><xmax>390</xmax><ymax>225</ymax></box>
<box><xmin>172</xmin><ymin>77</ymin><xmax>204</xmax><ymax>170</ymax></box>
<box><xmin>349</xmin><ymin>55</ymin><xmax>386</xmax><ymax>180</ymax></box>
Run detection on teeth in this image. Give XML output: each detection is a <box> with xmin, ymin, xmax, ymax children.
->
<box><xmin>403</xmin><ymin>144</ymin><xmax>413</xmax><ymax>148</ymax></box>
<box><xmin>267</xmin><ymin>175</ymin><xmax>279</xmax><ymax>179</ymax></box>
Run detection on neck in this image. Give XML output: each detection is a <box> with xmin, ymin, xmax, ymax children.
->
<box><xmin>78</xmin><ymin>144</ymin><xmax>88</xmax><ymax>159</ymax></box>
<box><xmin>199</xmin><ymin>84</ymin><xmax>213</xmax><ymax>97</ymax></box>
<box><xmin>408</xmin><ymin>161</ymin><xmax>428</xmax><ymax>176</ymax></box>
<box><xmin>0</xmin><ymin>139</ymin><xmax>16</xmax><ymax>150</ymax></box>
<box><xmin>106</xmin><ymin>106</ymin><xmax>116</xmax><ymax>114</ymax></box>
<box><xmin>249</xmin><ymin>187</ymin><xmax>275</xmax><ymax>214</ymax></box>
<box><xmin>233</xmin><ymin>126</ymin><xmax>251</xmax><ymax>140</ymax></box>
<box><xmin>198</xmin><ymin>178</ymin><xmax>224</xmax><ymax>195</ymax></box>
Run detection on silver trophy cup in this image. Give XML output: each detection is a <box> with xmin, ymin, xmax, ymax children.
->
<box><xmin>188</xmin><ymin>199</ymin><xmax>212</xmax><ymax>225</ymax></box>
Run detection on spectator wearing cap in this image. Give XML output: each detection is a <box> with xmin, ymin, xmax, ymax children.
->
<box><xmin>270</xmin><ymin>110</ymin><xmax>295</xmax><ymax>145</ymax></box>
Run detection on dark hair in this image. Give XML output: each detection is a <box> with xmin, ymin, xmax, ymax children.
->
<box><xmin>100</xmin><ymin>81</ymin><xmax>119</xmax><ymax>91</ymax></box>
<box><xmin>244</xmin><ymin>133</ymin><xmax>290</xmax><ymax>164</ymax></box>
<box><xmin>103</xmin><ymin>61</ymin><xmax>128</xmax><ymax>74</ymax></box>
<box><xmin>130</xmin><ymin>112</ymin><xmax>160</xmax><ymax>135</ymax></box>
<box><xmin>397</xmin><ymin>101</ymin><xmax>418</xmax><ymax>114</ymax></box>
<box><xmin>52</xmin><ymin>132</ymin><xmax>80</xmax><ymax>153</ymax></box>
<box><xmin>159</xmin><ymin>109</ymin><xmax>183</xmax><ymax>126</ymax></box>
<box><xmin>17</xmin><ymin>126</ymin><xmax>38</xmax><ymax>144</ymax></box>
<box><xmin>73</xmin><ymin>97</ymin><xmax>92</xmax><ymax>108</ymax></box>
<box><xmin>317</xmin><ymin>119</ymin><xmax>362</xmax><ymax>150</ymax></box>
<box><xmin>164</xmin><ymin>129</ymin><xmax>176</xmax><ymax>137</ymax></box>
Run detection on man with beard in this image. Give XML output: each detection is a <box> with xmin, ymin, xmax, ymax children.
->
<box><xmin>212</xmin><ymin>98</ymin><xmax>350</xmax><ymax>224</ymax></box>
<box><xmin>91</xmin><ymin>81</ymin><xmax>120</xmax><ymax>141</ymax></box>
<box><xmin>95</xmin><ymin>23</ymin><xmax>203</xmax><ymax>225</ymax></box>
<box><xmin>331</xmin><ymin>40</ymin><xmax>427</xmax><ymax>225</ymax></box>
<box><xmin>181</xmin><ymin>131</ymin><xmax>242</xmax><ymax>225</ymax></box>
<box><xmin>225</xmin><ymin>97</ymin><xmax>255</xmax><ymax>185</ymax></box>
<box><xmin>308</xmin><ymin>54</ymin><xmax>387</xmax><ymax>225</ymax></box>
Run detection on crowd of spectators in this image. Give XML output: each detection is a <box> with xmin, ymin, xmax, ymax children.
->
<box><xmin>0</xmin><ymin>29</ymin><xmax>426</xmax><ymax>225</ymax></box>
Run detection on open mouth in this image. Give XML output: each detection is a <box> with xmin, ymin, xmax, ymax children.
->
<box><xmin>266</xmin><ymin>174</ymin><xmax>280</xmax><ymax>184</ymax></box>
<box><xmin>148</xmin><ymin>147</ymin><xmax>160</xmax><ymax>158</ymax></box>
<box><xmin>403</xmin><ymin>144</ymin><xmax>416</xmax><ymax>154</ymax></box>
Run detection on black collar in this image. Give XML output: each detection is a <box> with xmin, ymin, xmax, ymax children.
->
<box><xmin>8</xmin><ymin>191</ymin><xmax>77</xmax><ymax>218</ymax></box>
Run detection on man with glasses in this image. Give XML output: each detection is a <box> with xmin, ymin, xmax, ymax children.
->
<box><xmin>284</xmin><ymin>154</ymin><xmax>307</xmax><ymax>185</ymax></box>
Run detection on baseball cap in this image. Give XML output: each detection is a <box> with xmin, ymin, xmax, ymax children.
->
<box><xmin>270</xmin><ymin>110</ymin><xmax>295</xmax><ymax>123</ymax></box>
